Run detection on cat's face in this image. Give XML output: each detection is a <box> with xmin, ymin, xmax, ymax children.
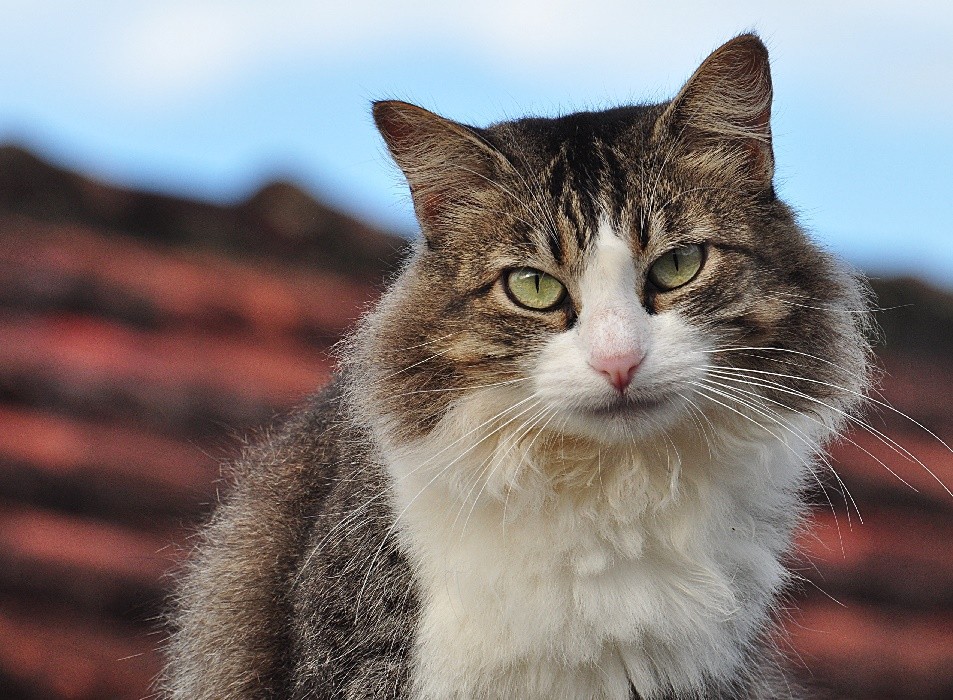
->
<box><xmin>361</xmin><ymin>34</ymin><xmax>869</xmax><ymax>451</ymax></box>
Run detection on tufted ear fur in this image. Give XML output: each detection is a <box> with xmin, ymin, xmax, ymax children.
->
<box><xmin>373</xmin><ymin>100</ymin><xmax>510</xmax><ymax>243</ymax></box>
<box><xmin>657</xmin><ymin>33</ymin><xmax>774</xmax><ymax>190</ymax></box>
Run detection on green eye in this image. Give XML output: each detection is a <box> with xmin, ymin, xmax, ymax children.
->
<box><xmin>648</xmin><ymin>244</ymin><xmax>704</xmax><ymax>291</ymax></box>
<box><xmin>505</xmin><ymin>268</ymin><xmax>567</xmax><ymax>311</ymax></box>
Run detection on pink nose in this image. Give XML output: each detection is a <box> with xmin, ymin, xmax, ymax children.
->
<box><xmin>589</xmin><ymin>351</ymin><xmax>643</xmax><ymax>393</ymax></box>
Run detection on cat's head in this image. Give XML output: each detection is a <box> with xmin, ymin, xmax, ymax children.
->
<box><xmin>355</xmin><ymin>34</ymin><xmax>870</xmax><ymax>455</ymax></box>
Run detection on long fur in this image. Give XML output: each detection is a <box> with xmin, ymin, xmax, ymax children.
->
<box><xmin>163</xmin><ymin>33</ymin><xmax>871</xmax><ymax>699</ymax></box>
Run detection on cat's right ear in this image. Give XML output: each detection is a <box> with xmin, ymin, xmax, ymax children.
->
<box><xmin>373</xmin><ymin>100</ymin><xmax>508</xmax><ymax>243</ymax></box>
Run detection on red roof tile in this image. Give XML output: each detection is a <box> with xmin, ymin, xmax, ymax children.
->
<box><xmin>0</xmin><ymin>600</ymin><xmax>162</xmax><ymax>700</ymax></box>
<box><xmin>1</xmin><ymin>150</ymin><xmax>951</xmax><ymax>699</ymax></box>
<box><xmin>787</xmin><ymin>602</ymin><xmax>953</xmax><ymax>698</ymax></box>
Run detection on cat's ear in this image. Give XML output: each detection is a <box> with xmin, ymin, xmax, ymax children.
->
<box><xmin>657</xmin><ymin>33</ymin><xmax>774</xmax><ymax>189</ymax></box>
<box><xmin>373</xmin><ymin>100</ymin><xmax>508</xmax><ymax>242</ymax></box>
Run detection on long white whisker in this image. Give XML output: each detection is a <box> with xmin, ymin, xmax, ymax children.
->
<box><xmin>455</xmin><ymin>404</ymin><xmax>556</xmax><ymax>543</ymax></box>
<box><xmin>759</xmin><ymin>288</ymin><xmax>905</xmax><ymax>313</ymax></box>
<box><xmin>690</xmin><ymin>381</ymin><xmax>847</xmax><ymax>553</ymax></box>
<box><xmin>391</xmin><ymin>376</ymin><xmax>529</xmax><ymax>398</ymax></box>
<box><xmin>705</xmin><ymin>365</ymin><xmax>953</xmax><ymax>497</ymax></box>
<box><xmin>379</xmin><ymin>346</ymin><xmax>454</xmax><ymax>382</ymax></box>
<box><xmin>709</xmin><ymin>345</ymin><xmax>871</xmax><ymax>383</ymax></box>
<box><xmin>705</xmin><ymin>367</ymin><xmax>922</xmax><ymax>494</ymax></box>
<box><xmin>353</xmin><ymin>393</ymin><xmax>545</xmax><ymax>621</ymax></box>
<box><xmin>697</xmin><ymin>375</ymin><xmax>862</xmax><ymax>522</ymax></box>
<box><xmin>673</xmin><ymin>389</ymin><xmax>717</xmax><ymax>462</ymax></box>
<box><xmin>297</xmin><ymin>391</ymin><xmax>539</xmax><ymax>588</ymax></box>
<box><xmin>450</xmin><ymin>401</ymin><xmax>548</xmax><ymax>536</ymax></box>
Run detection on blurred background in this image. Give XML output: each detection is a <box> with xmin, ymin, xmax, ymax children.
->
<box><xmin>1</xmin><ymin>2</ymin><xmax>951</xmax><ymax>698</ymax></box>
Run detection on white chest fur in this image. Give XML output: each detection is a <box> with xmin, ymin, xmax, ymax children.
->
<box><xmin>381</xmin><ymin>403</ymin><xmax>813</xmax><ymax>700</ymax></box>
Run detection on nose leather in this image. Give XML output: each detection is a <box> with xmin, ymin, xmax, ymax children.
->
<box><xmin>588</xmin><ymin>351</ymin><xmax>643</xmax><ymax>392</ymax></box>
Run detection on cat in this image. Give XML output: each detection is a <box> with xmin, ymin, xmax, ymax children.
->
<box><xmin>164</xmin><ymin>33</ymin><xmax>871</xmax><ymax>699</ymax></box>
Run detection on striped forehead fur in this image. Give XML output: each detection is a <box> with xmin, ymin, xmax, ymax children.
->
<box><xmin>484</xmin><ymin>105</ymin><xmax>662</xmax><ymax>256</ymax></box>
<box><xmin>343</xmin><ymin>35</ymin><xmax>873</xmax><ymax>699</ymax></box>
<box><xmin>353</xmin><ymin>93</ymin><xmax>871</xmax><ymax>440</ymax></box>
<box><xmin>164</xmin><ymin>34</ymin><xmax>878</xmax><ymax>700</ymax></box>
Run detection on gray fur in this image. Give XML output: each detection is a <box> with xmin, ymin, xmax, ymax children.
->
<box><xmin>164</xmin><ymin>381</ymin><xmax>417</xmax><ymax>699</ymax></box>
<box><xmin>164</xmin><ymin>34</ymin><xmax>869</xmax><ymax>699</ymax></box>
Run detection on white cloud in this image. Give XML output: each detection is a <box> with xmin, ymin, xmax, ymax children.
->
<box><xmin>104</xmin><ymin>4</ymin><xmax>253</xmax><ymax>101</ymax></box>
<box><xmin>2</xmin><ymin>1</ymin><xmax>949</xmax><ymax>278</ymax></box>
<box><xmin>7</xmin><ymin>0</ymin><xmax>953</xmax><ymax>120</ymax></box>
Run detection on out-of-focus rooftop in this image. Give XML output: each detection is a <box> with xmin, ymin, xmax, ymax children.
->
<box><xmin>0</xmin><ymin>148</ymin><xmax>951</xmax><ymax>699</ymax></box>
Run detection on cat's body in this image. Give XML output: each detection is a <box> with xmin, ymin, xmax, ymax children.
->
<box><xmin>165</xmin><ymin>35</ymin><xmax>870</xmax><ymax>699</ymax></box>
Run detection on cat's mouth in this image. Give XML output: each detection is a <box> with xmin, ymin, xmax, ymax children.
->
<box><xmin>585</xmin><ymin>393</ymin><xmax>666</xmax><ymax>417</ymax></box>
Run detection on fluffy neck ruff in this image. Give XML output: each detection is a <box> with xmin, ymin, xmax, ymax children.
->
<box><xmin>373</xmin><ymin>387</ymin><xmax>821</xmax><ymax>699</ymax></box>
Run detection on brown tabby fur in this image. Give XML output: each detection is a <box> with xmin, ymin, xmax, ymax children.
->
<box><xmin>163</xmin><ymin>34</ymin><xmax>870</xmax><ymax>699</ymax></box>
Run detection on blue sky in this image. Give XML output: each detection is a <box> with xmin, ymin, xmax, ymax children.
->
<box><xmin>2</xmin><ymin>2</ymin><xmax>952</xmax><ymax>286</ymax></box>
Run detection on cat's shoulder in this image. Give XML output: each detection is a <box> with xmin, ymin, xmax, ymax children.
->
<box><xmin>227</xmin><ymin>375</ymin><xmax>367</xmax><ymax>483</ymax></box>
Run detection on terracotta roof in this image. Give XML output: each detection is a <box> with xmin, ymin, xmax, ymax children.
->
<box><xmin>1</xmin><ymin>149</ymin><xmax>950</xmax><ymax>699</ymax></box>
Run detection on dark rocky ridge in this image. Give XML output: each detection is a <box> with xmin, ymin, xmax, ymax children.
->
<box><xmin>0</xmin><ymin>146</ymin><xmax>950</xmax><ymax>699</ymax></box>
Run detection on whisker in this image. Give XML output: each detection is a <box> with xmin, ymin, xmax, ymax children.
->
<box><xmin>705</xmin><ymin>367</ymin><xmax>920</xmax><ymax>496</ymax></box>
<box><xmin>689</xmin><ymin>381</ymin><xmax>847</xmax><ymax>553</ymax></box>
<box><xmin>390</xmin><ymin>376</ymin><xmax>529</xmax><ymax>398</ymax></box>
<box><xmin>451</xmin><ymin>163</ymin><xmax>553</xmax><ymax>235</ymax></box>
<box><xmin>674</xmin><ymin>389</ymin><xmax>717</xmax><ymax>461</ymax></box>
<box><xmin>704</xmin><ymin>365</ymin><xmax>953</xmax><ymax>497</ymax></box>
<box><xmin>387</xmin><ymin>332</ymin><xmax>459</xmax><ymax>354</ymax></box>
<box><xmin>297</xmin><ymin>392</ymin><xmax>539</xmax><ymax>588</ymax></box>
<box><xmin>653</xmin><ymin>184</ymin><xmax>752</xmax><ymax>220</ymax></box>
<box><xmin>450</xmin><ymin>401</ymin><xmax>547</xmax><ymax>530</ymax></box>
<box><xmin>455</xmin><ymin>403</ymin><xmax>556</xmax><ymax>543</ymax></box>
<box><xmin>504</xmin><ymin>153</ymin><xmax>565</xmax><ymax>252</ymax></box>
<box><xmin>644</xmin><ymin>121</ymin><xmax>692</xmax><ymax>226</ymax></box>
<box><xmin>353</xmin><ymin>394</ymin><xmax>545</xmax><ymax>621</ymax></box>
<box><xmin>760</xmin><ymin>288</ymin><xmax>907</xmax><ymax>314</ymax></box>
<box><xmin>697</xmin><ymin>376</ymin><xmax>862</xmax><ymax>522</ymax></box>
<box><xmin>378</xmin><ymin>346</ymin><xmax>455</xmax><ymax>382</ymax></box>
<box><xmin>709</xmin><ymin>346</ymin><xmax>897</xmax><ymax>408</ymax></box>
<box><xmin>709</xmin><ymin>345</ymin><xmax>871</xmax><ymax>384</ymax></box>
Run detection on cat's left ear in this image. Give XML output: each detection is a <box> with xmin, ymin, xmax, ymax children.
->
<box><xmin>373</xmin><ymin>100</ymin><xmax>510</xmax><ymax>243</ymax></box>
<box><xmin>657</xmin><ymin>33</ymin><xmax>774</xmax><ymax>189</ymax></box>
